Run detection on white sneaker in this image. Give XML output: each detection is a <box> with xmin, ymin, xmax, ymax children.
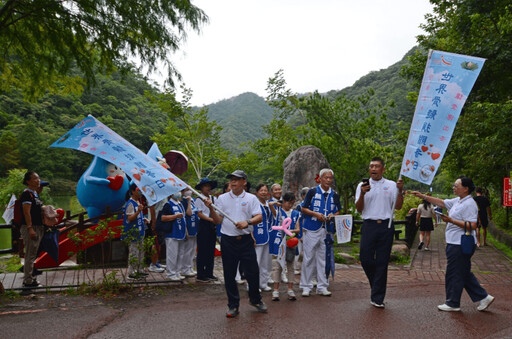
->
<box><xmin>294</xmin><ymin>270</ymin><xmax>301</xmax><ymax>275</ymax></box>
<box><xmin>272</xmin><ymin>290</ymin><xmax>280</xmax><ymax>301</ymax></box>
<box><xmin>281</xmin><ymin>272</ymin><xmax>288</xmax><ymax>283</ymax></box>
<box><xmin>287</xmin><ymin>290</ymin><xmax>297</xmax><ymax>301</ymax></box>
<box><xmin>437</xmin><ymin>303</ymin><xmax>461</xmax><ymax>312</ymax></box>
<box><xmin>311</xmin><ymin>278</ymin><xmax>317</xmax><ymax>286</ymax></box>
<box><xmin>268</xmin><ymin>278</ymin><xmax>274</xmax><ymax>284</ymax></box>
<box><xmin>168</xmin><ymin>275</ymin><xmax>182</xmax><ymax>282</ymax></box>
<box><xmin>424</xmin><ymin>247</ymin><xmax>430</xmax><ymax>251</ymax></box>
<box><xmin>261</xmin><ymin>285</ymin><xmax>272</xmax><ymax>292</ymax></box>
<box><xmin>477</xmin><ymin>295</ymin><xmax>495</xmax><ymax>311</ymax></box>
<box><xmin>236</xmin><ymin>279</ymin><xmax>244</xmax><ymax>285</ymax></box>
<box><xmin>370</xmin><ymin>301</ymin><xmax>385</xmax><ymax>308</ymax></box>
<box><xmin>183</xmin><ymin>270</ymin><xmax>197</xmax><ymax>277</ymax></box>
<box><xmin>318</xmin><ymin>289</ymin><xmax>332</xmax><ymax>296</ymax></box>
<box><xmin>149</xmin><ymin>264</ymin><xmax>165</xmax><ymax>273</ymax></box>
<box><xmin>302</xmin><ymin>289</ymin><xmax>310</xmax><ymax>297</ymax></box>
<box><xmin>178</xmin><ymin>274</ymin><xmax>186</xmax><ymax>280</ymax></box>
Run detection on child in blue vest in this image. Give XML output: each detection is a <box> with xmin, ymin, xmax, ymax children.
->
<box><xmin>181</xmin><ymin>188</ymin><xmax>198</xmax><ymax>277</ymax></box>
<box><xmin>270</xmin><ymin>192</ymin><xmax>301</xmax><ymax>301</ymax></box>
<box><xmin>252</xmin><ymin>184</ymin><xmax>273</xmax><ymax>292</ymax></box>
<box><xmin>123</xmin><ymin>184</ymin><xmax>147</xmax><ymax>280</ymax></box>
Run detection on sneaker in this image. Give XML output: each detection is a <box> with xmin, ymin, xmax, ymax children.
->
<box><xmin>437</xmin><ymin>303</ymin><xmax>460</xmax><ymax>312</ymax></box>
<box><xmin>371</xmin><ymin>301</ymin><xmax>385</xmax><ymax>308</ymax></box>
<box><xmin>128</xmin><ymin>273</ymin><xmax>143</xmax><ymax>280</ymax></box>
<box><xmin>168</xmin><ymin>275</ymin><xmax>182</xmax><ymax>282</ymax></box>
<box><xmin>183</xmin><ymin>270</ymin><xmax>197</xmax><ymax>277</ymax></box>
<box><xmin>281</xmin><ymin>272</ymin><xmax>288</xmax><ymax>283</ymax></box>
<box><xmin>477</xmin><ymin>295</ymin><xmax>495</xmax><ymax>311</ymax></box>
<box><xmin>261</xmin><ymin>285</ymin><xmax>272</xmax><ymax>292</ymax></box>
<box><xmin>226</xmin><ymin>307</ymin><xmax>239</xmax><ymax>318</ymax></box>
<box><xmin>250</xmin><ymin>301</ymin><xmax>268</xmax><ymax>313</ymax></box>
<box><xmin>294</xmin><ymin>270</ymin><xmax>301</xmax><ymax>275</ymax></box>
<box><xmin>236</xmin><ymin>279</ymin><xmax>244</xmax><ymax>284</ymax></box>
<box><xmin>149</xmin><ymin>264</ymin><xmax>165</xmax><ymax>273</ymax></box>
<box><xmin>302</xmin><ymin>289</ymin><xmax>310</xmax><ymax>297</ymax></box>
<box><xmin>155</xmin><ymin>262</ymin><xmax>166</xmax><ymax>269</ymax></box>
<box><xmin>424</xmin><ymin>247</ymin><xmax>430</xmax><ymax>251</ymax></box>
<box><xmin>268</xmin><ymin>278</ymin><xmax>274</xmax><ymax>284</ymax></box>
<box><xmin>418</xmin><ymin>242</ymin><xmax>424</xmax><ymax>250</ymax></box>
<box><xmin>22</xmin><ymin>281</ymin><xmax>41</xmax><ymax>288</ymax></box>
<box><xmin>196</xmin><ymin>276</ymin><xmax>210</xmax><ymax>282</ymax></box>
<box><xmin>178</xmin><ymin>274</ymin><xmax>186</xmax><ymax>280</ymax></box>
<box><xmin>288</xmin><ymin>290</ymin><xmax>297</xmax><ymax>301</ymax></box>
<box><xmin>272</xmin><ymin>290</ymin><xmax>280</xmax><ymax>301</ymax></box>
<box><xmin>318</xmin><ymin>289</ymin><xmax>332</xmax><ymax>296</ymax></box>
<box><xmin>311</xmin><ymin>278</ymin><xmax>317</xmax><ymax>286</ymax></box>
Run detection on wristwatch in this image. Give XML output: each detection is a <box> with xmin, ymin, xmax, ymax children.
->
<box><xmin>246</xmin><ymin>219</ymin><xmax>252</xmax><ymax>225</ymax></box>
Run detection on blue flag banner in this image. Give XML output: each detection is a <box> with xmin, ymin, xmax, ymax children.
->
<box><xmin>400</xmin><ymin>50</ymin><xmax>485</xmax><ymax>185</ymax></box>
<box><xmin>50</xmin><ymin>115</ymin><xmax>186</xmax><ymax>205</ymax></box>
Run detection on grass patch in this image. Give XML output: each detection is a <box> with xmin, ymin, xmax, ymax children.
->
<box><xmin>391</xmin><ymin>252</ymin><xmax>410</xmax><ymax>265</ymax></box>
<box><xmin>0</xmin><ymin>254</ymin><xmax>22</xmax><ymax>273</ymax></box>
<box><xmin>487</xmin><ymin>233</ymin><xmax>512</xmax><ymax>260</ymax></box>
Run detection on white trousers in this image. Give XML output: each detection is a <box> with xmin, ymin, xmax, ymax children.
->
<box><xmin>165</xmin><ymin>237</ymin><xmax>185</xmax><ymax>277</ymax></box>
<box><xmin>300</xmin><ymin>228</ymin><xmax>329</xmax><ymax>292</ymax></box>
<box><xmin>295</xmin><ymin>240</ymin><xmax>303</xmax><ymax>271</ymax></box>
<box><xmin>255</xmin><ymin>243</ymin><xmax>272</xmax><ymax>288</ymax></box>
<box><xmin>181</xmin><ymin>236</ymin><xmax>197</xmax><ymax>273</ymax></box>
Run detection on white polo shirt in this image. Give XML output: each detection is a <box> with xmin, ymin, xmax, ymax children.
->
<box><xmin>355</xmin><ymin>177</ymin><xmax>398</xmax><ymax>220</ymax></box>
<box><xmin>215</xmin><ymin>190</ymin><xmax>262</xmax><ymax>236</ymax></box>
<box><xmin>444</xmin><ymin>195</ymin><xmax>478</xmax><ymax>245</ymax></box>
<box><xmin>195</xmin><ymin>196</ymin><xmax>213</xmax><ymax>217</ymax></box>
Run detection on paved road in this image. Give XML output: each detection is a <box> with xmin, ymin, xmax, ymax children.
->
<box><xmin>1</xmin><ymin>223</ymin><xmax>511</xmax><ymax>338</ymax></box>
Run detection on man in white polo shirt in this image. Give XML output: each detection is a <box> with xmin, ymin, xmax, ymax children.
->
<box><xmin>206</xmin><ymin>170</ymin><xmax>266</xmax><ymax>318</ymax></box>
<box><xmin>355</xmin><ymin>157</ymin><xmax>404</xmax><ymax>308</ymax></box>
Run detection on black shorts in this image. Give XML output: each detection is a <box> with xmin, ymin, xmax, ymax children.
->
<box><xmin>478</xmin><ymin>217</ymin><xmax>489</xmax><ymax>229</ymax></box>
<box><xmin>419</xmin><ymin>217</ymin><xmax>434</xmax><ymax>232</ymax></box>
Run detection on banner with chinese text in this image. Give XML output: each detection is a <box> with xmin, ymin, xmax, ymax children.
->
<box><xmin>400</xmin><ymin>50</ymin><xmax>485</xmax><ymax>184</ymax></box>
<box><xmin>50</xmin><ymin>115</ymin><xmax>186</xmax><ymax>205</ymax></box>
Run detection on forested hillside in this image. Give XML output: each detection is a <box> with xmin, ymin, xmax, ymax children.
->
<box><xmin>204</xmin><ymin>92</ymin><xmax>274</xmax><ymax>153</ymax></box>
<box><xmin>0</xmin><ymin>71</ymin><xmax>167</xmax><ymax>186</ymax></box>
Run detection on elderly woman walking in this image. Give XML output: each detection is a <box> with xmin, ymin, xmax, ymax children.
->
<box><xmin>410</xmin><ymin>176</ymin><xmax>494</xmax><ymax>312</ymax></box>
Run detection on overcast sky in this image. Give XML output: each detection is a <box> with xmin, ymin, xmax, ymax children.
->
<box><xmin>153</xmin><ymin>0</ymin><xmax>434</xmax><ymax>106</ymax></box>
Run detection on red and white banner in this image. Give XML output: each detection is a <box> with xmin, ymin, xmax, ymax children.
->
<box><xmin>504</xmin><ymin>177</ymin><xmax>512</xmax><ymax>207</ymax></box>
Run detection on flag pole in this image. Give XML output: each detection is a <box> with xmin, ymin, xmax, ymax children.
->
<box><xmin>388</xmin><ymin>174</ymin><xmax>402</xmax><ymax>229</ymax></box>
<box><xmin>187</xmin><ymin>185</ymin><xmax>238</xmax><ymax>226</ymax></box>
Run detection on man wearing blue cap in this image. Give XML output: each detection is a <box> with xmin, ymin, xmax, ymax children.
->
<box><xmin>206</xmin><ymin>170</ymin><xmax>267</xmax><ymax>318</ymax></box>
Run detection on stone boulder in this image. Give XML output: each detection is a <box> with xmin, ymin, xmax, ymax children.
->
<box><xmin>282</xmin><ymin>145</ymin><xmax>335</xmax><ymax>197</ymax></box>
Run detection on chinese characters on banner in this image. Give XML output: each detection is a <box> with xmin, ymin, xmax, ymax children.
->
<box><xmin>400</xmin><ymin>50</ymin><xmax>485</xmax><ymax>185</ymax></box>
<box><xmin>50</xmin><ymin>115</ymin><xmax>187</xmax><ymax>205</ymax></box>
<box><xmin>504</xmin><ymin>178</ymin><xmax>512</xmax><ymax>207</ymax></box>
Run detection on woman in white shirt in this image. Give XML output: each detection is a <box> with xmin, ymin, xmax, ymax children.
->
<box><xmin>410</xmin><ymin>176</ymin><xmax>494</xmax><ymax>312</ymax></box>
<box><xmin>415</xmin><ymin>198</ymin><xmax>437</xmax><ymax>251</ymax></box>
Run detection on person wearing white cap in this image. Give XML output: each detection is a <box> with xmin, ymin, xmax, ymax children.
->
<box><xmin>206</xmin><ymin>170</ymin><xmax>267</xmax><ymax>318</ymax></box>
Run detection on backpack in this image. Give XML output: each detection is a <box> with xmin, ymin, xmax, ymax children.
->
<box><xmin>12</xmin><ymin>193</ymin><xmax>30</xmax><ymax>227</ymax></box>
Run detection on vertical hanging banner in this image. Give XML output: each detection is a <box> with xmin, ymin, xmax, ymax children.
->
<box><xmin>400</xmin><ymin>50</ymin><xmax>485</xmax><ymax>185</ymax></box>
<box><xmin>50</xmin><ymin>115</ymin><xmax>187</xmax><ymax>205</ymax></box>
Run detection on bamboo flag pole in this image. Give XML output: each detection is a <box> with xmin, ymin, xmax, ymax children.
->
<box><xmin>387</xmin><ymin>174</ymin><xmax>402</xmax><ymax>229</ymax></box>
<box><xmin>187</xmin><ymin>185</ymin><xmax>238</xmax><ymax>226</ymax></box>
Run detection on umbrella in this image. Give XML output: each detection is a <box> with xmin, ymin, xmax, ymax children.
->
<box><xmin>164</xmin><ymin>150</ymin><xmax>188</xmax><ymax>175</ymax></box>
<box><xmin>325</xmin><ymin>233</ymin><xmax>335</xmax><ymax>279</ymax></box>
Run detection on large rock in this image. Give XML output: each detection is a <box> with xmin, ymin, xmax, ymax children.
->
<box><xmin>282</xmin><ymin>145</ymin><xmax>335</xmax><ymax>197</ymax></box>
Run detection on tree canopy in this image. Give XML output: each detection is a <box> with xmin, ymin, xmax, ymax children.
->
<box><xmin>0</xmin><ymin>0</ymin><xmax>208</xmax><ymax>99</ymax></box>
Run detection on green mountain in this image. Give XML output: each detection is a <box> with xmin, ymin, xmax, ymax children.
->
<box><xmin>204</xmin><ymin>92</ymin><xmax>275</xmax><ymax>154</ymax></box>
<box><xmin>207</xmin><ymin>48</ymin><xmax>417</xmax><ymax>153</ymax></box>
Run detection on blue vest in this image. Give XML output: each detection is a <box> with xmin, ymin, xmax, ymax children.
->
<box><xmin>168</xmin><ymin>199</ymin><xmax>186</xmax><ymax>240</ymax></box>
<box><xmin>253</xmin><ymin>204</ymin><xmax>271</xmax><ymax>245</ymax></box>
<box><xmin>185</xmin><ymin>199</ymin><xmax>199</xmax><ymax>237</ymax></box>
<box><xmin>303</xmin><ymin>186</ymin><xmax>338</xmax><ymax>232</ymax></box>
<box><xmin>269</xmin><ymin>208</ymin><xmax>300</xmax><ymax>255</ymax></box>
<box><xmin>296</xmin><ymin>203</ymin><xmax>305</xmax><ymax>239</ymax></box>
<box><xmin>122</xmin><ymin>199</ymin><xmax>145</xmax><ymax>241</ymax></box>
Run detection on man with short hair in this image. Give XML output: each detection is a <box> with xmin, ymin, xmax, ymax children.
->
<box><xmin>206</xmin><ymin>170</ymin><xmax>266</xmax><ymax>318</ymax></box>
<box><xmin>355</xmin><ymin>157</ymin><xmax>404</xmax><ymax>308</ymax></box>
<box><xmin>299</xmin><ymin>169</ymin><xmax>341</xmax><ymax>297</ymax></box>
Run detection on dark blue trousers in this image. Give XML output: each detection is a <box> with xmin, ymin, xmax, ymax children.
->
<box><xmin>196</xmin><ymin>220</ymin><xmax>217</xmax><ymax>279</ymax></box>
<box><xmin>445</xmin><ymin>244</ymin><xmax>487</xmax><ymax>307</ymax></box>
<box><xmin>221</xmin><ymin>234</ymin><xmax>261</xmax><ymax>309</ymax></box>
<box><xmin>360</xmin><ymin>219</ymin><xmax>394</xmax><ymax>304</ymax></box>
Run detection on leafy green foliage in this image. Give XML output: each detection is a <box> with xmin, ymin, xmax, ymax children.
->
<box><xmin>0</xmin><ymin>0</ymin><xmax>208</xmax><ymax>99</ymax></box>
